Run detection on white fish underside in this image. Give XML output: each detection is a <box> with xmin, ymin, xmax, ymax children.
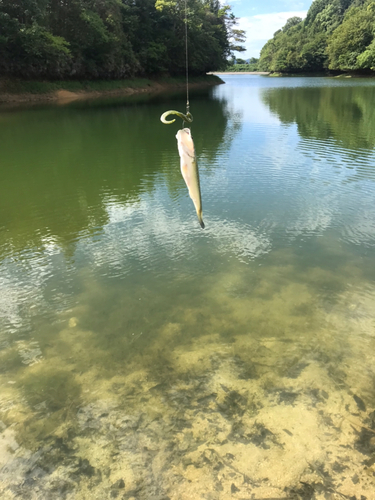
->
<box><xmin>176</xmin><ymin>128</ymin><xmax>204</xmax><ymax>229</ymax></box>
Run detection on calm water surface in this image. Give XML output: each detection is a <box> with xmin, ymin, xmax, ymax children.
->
<box><xmin>1</xmin><ymin>76</ymin><xmax>375</xmax><ymax>499</ymax></box>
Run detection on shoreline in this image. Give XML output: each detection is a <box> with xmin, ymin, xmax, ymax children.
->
<box><xmin>212</xmin><ymin>71</ymin><xmax>375</xmax><ymax>78</ymax></box>
<box><xmin>209</xmin><ymin>71</ymin><xmax>270</xmax><ymax>75</ymax></box>
<box><xmin>0</xmin><ymin>75</ymin><xmax>224</xmax><ymax>105</ymax></box>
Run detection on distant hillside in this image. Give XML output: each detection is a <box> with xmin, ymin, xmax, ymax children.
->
<box><xmin>258</xmin><ymin>0</ymin><xmax>375</xmax><ymax>73</ymax></box>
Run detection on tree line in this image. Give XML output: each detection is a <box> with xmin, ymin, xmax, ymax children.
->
<box><xmin>258</xmin><ymin>0</ymin><xmax>375</xmax><ymax>73</ymax></box>
<box><xmin>0</xmin><ymin>0</ymin><xmax>245</xmax><ymax>79</ymax></box>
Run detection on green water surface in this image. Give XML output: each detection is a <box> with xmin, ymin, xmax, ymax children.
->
<box><xmin>1</xmin><ymin>76</ymin><xmax>375</xmax><ymax>499</ymax></box>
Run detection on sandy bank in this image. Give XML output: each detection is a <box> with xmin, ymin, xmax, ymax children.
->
<box><xmin>0</xmin><ymin>77</ymin><xmax>223</xmax><ymax>105</ymax></box>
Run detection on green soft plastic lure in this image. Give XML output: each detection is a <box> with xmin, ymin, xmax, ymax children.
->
<box><xmin>160</xmin><ymin>110</ymin><xmax>193</xmax><ymax>125</ymax></box>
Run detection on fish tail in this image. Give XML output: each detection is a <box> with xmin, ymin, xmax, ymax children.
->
<box><xmin>198</xmin><ymin>215</ymin><xmax>205</xmax><ymax>229</ymax></box>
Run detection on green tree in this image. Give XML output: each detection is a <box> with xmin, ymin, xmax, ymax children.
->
<box><xmin>0</xmin><ymin>0</ymin><xmax>243</xmax><ymax>78</ymax></box>
<box><xmin>327</xmin><ymin>3</ymin><xmax>375</xmax><ymax>70</ymax></box>
<box><xmin>258</xmin><ymin>0</ymin><xmax>375</xmax><ymax>74</ymax></box>
<box><xmin>0</xmin><ymin>1</ymin><xmax>71</xmax><ymax>77</ymax></box>
<box><xmin>219</xmin><ymin>4</ymin><xmax>246</xmax><ymax>57</ymax></box>
<box><xmin>283</xmin><ymin>16</ymin><xmax>303</xmax><ymax>31</ymax></box>
<box><xmin>357</xmin><ymin>38</ymin><xmax>375</xmax><ymax>69</ymax></box>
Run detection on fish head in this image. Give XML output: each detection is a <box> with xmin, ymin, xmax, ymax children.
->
<box><xmin>176</xmin><ymin>127</ymin><xmax>191</xmax><ymax>139</ymax></box>
<box><xmin>176</xmin><ymin>128</ymin><xmax>195</xmax><ymax>156</ymax></box>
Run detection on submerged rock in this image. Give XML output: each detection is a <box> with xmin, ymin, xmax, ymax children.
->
<box><xmin>111</xmin><ymin>478</ymin><xmax>125</xmax><ymax>489</ymax></box>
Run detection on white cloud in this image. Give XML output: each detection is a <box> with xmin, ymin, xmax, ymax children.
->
<box><xmin>237</xmin><ymin>10</ymin><xmax>308</xmax><ymax>58</ymax></box>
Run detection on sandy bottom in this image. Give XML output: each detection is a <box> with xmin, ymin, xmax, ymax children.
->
<box><xmin>1</xmin><ymin>256</ymin><xmax>375</xmax><ymax>500</ymax></box>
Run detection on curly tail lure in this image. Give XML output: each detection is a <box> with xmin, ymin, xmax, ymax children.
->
<box><xmin>160</xmin><ymin>110</ymin><xmax>193</xmax><ymax>125</ymax></box>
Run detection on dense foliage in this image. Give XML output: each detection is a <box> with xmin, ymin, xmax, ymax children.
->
<box><xmin>0</xmin><ymin>0</ymin><xmax>244</xmax><ymax>79</ymax></box>
<box><xmin>225</xmin><ymin>57</ymin><xmax>259</xmax><ymax>71</ymax></box>
<box><xmin>258</xmin><ymin>0</ymin><xmax>375</xmax><ymax>73</ymax></box>
<box><xmin>225</xmin><ymin>63</ymin><xmax>258</xmax><ymax>71</ymax></box>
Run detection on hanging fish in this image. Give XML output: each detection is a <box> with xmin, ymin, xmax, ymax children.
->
<box><xmin>176</xmin><ymin>127</ymin><xmax>204</xmax><ymax>229</ymax></box>
<box><xmin>161</xmin><ymin>110</ymin><xmax>205</xmax><ymax>229</ymax></box>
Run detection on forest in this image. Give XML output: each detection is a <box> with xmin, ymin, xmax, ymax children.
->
<box><xmin>258</xmin><ymin>0</ymin><xmax>375</xmax><ymax>73</ymax></box>
<box><xmin>0</xmin><ymin>0</ymin><xmax>244</xmax><ymax>79</ymax></box>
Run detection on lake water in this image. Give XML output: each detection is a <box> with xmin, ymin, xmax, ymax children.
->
<box><xmin>1</xmin><ymin>75</ymin><xmax>375</xmax><ymax>499</ymax></box>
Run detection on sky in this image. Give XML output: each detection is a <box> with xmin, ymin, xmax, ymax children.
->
<box><xmin>229</xmin><ymin>0</ymin><xmax>312</xmax><ymax>59</ymax></box>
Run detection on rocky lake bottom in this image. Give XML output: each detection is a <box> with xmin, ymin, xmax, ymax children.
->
<box><xmin>1</xmin><ymin>253</ymin><xmax>375</xmax><ymax>500</ymax></box>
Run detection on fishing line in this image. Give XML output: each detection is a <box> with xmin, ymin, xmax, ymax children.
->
<box><xmin>184</xmin><ymin>0</ymin><xmax>190</xmax><ymax>119</ymax></box>
<box><xmin>160</xmin><ymin>0</ymin><xmax>193</xmax><ymax>126</ymax></box>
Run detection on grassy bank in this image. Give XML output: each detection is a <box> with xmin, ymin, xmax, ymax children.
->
<box><xmin>0</xmin><ymin>75</ymin><xmax>223</xmax><ymax>103</ymax></box>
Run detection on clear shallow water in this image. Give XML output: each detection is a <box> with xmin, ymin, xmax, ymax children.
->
<box><xmin>1</xmin><ymin>76</ymin><xmax>375</xmax><ymax>499</ymax></box>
